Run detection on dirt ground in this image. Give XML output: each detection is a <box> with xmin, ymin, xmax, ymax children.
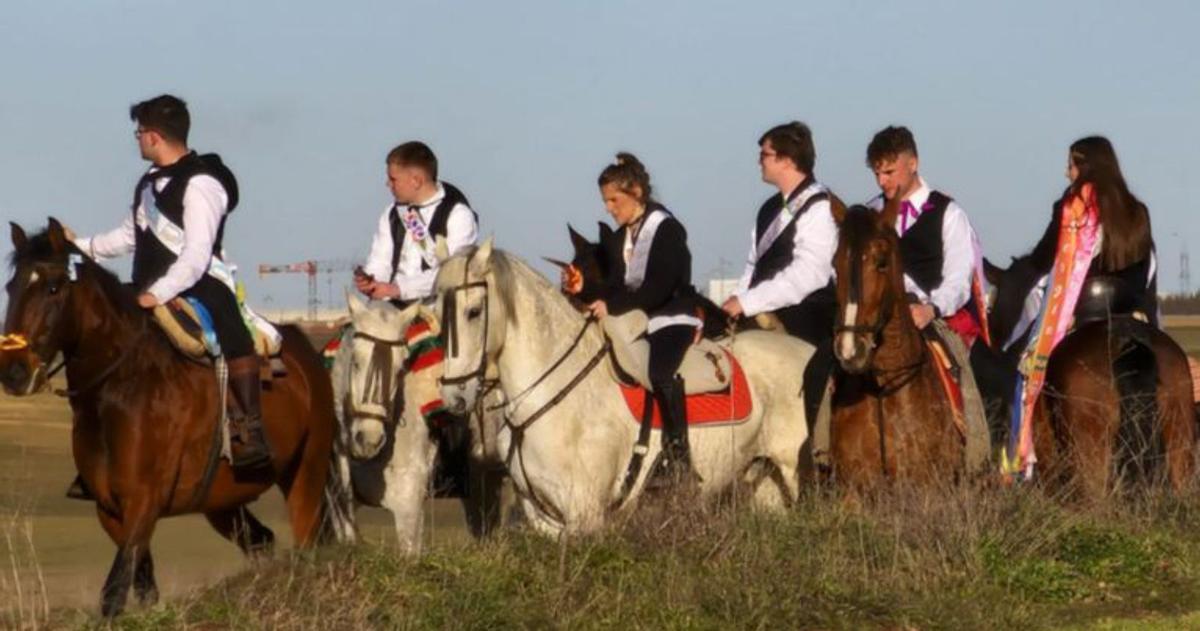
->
<box><xmin>3</xmin><ymin>326</ymin><xmax>1199</xmax><ymax>615</ymax></box>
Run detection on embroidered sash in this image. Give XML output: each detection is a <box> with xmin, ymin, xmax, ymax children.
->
<box><xmin>754</xmin><ymin>183</ymin><xmax>828</xmax><ymax>259</ymax></box>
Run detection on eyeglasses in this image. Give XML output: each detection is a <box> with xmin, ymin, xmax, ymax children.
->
<box><xmin>134</xmin><ymin>127</ymin><xmax>151</xmax><ymax>138</ymax></box>
<box><xmin>759</xmin><ymin>150</ymin><xmax>778</xmax><ymax>161</ymax></box>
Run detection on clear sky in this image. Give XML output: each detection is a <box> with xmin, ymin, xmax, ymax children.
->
<box><xmin>2</xmin><ymin>0</ymin><xmax>1197</xmax><ymax>310</ymax></box>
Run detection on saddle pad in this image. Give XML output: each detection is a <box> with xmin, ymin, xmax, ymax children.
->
<box><xmin>926</xmin><ymin>338</ymin><xmax>966</xmax><ymax>441</ymax></box>
<box><xmin>619</xmin><ymin>350</ymin><xmax>752</xmax><ymax>428</ymax></box>
<box><xmin>153</xmin><ymin>298</ymin><xmax>282</xmax><ymax>359</ymax></box>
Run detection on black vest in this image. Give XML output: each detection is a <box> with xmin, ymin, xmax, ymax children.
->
<box><xmin>387</xmin><ymin>182</ymin><xmax>474</xmax><ymax>276</ymax></box>
<box><xmin>749</xmin><ymin>181</ymin><xmax>835</xmax><ymax>300</ymax></box>
<box><xmin>897</xmin><ymin>190</ymin><xmax>952</xmax><ymax>295</ymax></box>
<box><xmin>130</xmin><ymin>152</ymin><xmax>239</xmax><ymax>290</ymax></box>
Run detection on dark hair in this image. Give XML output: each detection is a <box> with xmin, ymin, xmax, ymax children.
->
<box><xmin>758</xmin><ymin>122</ymin><xmax>816</xmax><ymax>174</ymax></box>
<box><xmin>1069</xmin><ymin>136</ymin><xmax>1152</xmax><ymax>271</ymax></box>
<box><xmin>129</xmin><ymin>94</ymin><xmax>190</xmax><ymax>145</ymax></box>
<box><xmin>866</xmin><ymin>126</ymin><xmax>918</xmax><ymax>167</ymax></box>
<box><xmin>386</xmin><ymin>141</ymin><xmax>438</xmax><ymax>180</ymax></box>
<box><xmin>597</xmin><ymin>152</ymin><xmax>653</xmax><ymax>205</ymax></box>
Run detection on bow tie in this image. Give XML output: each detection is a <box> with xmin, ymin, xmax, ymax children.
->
<box><xmin>899</xmin><ymin>200</ymin><xmax>922</xmax><ymax>234</ymax></box>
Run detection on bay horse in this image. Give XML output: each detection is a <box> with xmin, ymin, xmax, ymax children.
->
<box><xmin>0</xmin><ymin>220</ymin><xmax>336</xmax><ymax>617</ymax></box>
<box><xmin>828</xmin><ymin>201</ymin><xmax>972</xmax><ymax>490</ymax></box>
<box><xmin>984</xmin><ymin>256</ymin><xmax>1196</xmax><ymax>500</ymax></box>
<box><xmin>434</xmin><ymin>238</ymin><xmax>812</xmax><ymax>535</ymax></box>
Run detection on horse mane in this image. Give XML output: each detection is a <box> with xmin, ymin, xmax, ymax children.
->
<box><xmin>13</xmin><ymin>229</ymin><xmax>157</xmax><ymax>326</ymax></box>
<box><xmin>448</xmin><ymin>245</ymin><xmax>588</xmax><ymax>331</ymax></box>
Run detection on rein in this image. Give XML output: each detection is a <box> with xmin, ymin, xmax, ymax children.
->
<box><xmin>55</xmin><ymin>325</ymin><xmax>147</xmax><ymax>398</ymax></box>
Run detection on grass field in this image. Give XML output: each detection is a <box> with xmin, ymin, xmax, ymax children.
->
<box><xmin>2</xmin><ymin>327</ymin><xmax>1199</xmax><ymax>628</ymax></box>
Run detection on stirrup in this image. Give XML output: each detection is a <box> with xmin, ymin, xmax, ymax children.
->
<box><xmin>643</xmin><ymin>451</ymin><xmax>702</xmax><ymax>493</ymax></box>
<box><xmin>230</xmin><ymin>417</ymin><xmax>272</xmax><ymax>470</ymax></box>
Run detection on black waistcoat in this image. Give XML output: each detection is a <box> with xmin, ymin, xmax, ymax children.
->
<box><xmin>130</xmin><ymin>152</ymin><xmax>239</xmax><ymax>290</ymax></box>
<box><xmin>387</xmin><ymin>181</ymin><xmax>474</xmax><ymax>276</ymax></box>
<box><xmin>897</xmin><ymin>190</ymin><xmax>952</xmax><ymax>295</ymax></box>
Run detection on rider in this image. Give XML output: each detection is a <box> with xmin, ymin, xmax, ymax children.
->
<box><xmin>720</xmin><ymin>121</ymin><xmax>839</xmax><ymax>438</ymax></box>
<box><xmin>583</xmin><ymin>152</ymin><xmax>702</xmax><ymax>489</ymax></box>
<box><xmin>1006</xmin><ymin>136</ymin><xmax>1157</xmax><ymax>477</ymax></box>
<box><xmin>865</xmin><ymin>125</ymin><xmax>991</xmax><ymax>470</ymax></box>
<box><xmin>356</xmin><ymin>141</ymin><xmax>478</xmax><ymax>305</ymax></box>
<box><xmin>71</xmin><ymin>94</ymin><xmax>269</xmax><ymax>479</ymax></box>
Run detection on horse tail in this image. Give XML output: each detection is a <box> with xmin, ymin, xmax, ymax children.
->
<box><xmin>1112</xmin><ymin>318</ymin><xmax>1163</xmax><ymax>487</ymax></box>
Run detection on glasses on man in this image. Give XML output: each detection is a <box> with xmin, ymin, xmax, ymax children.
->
<box><xmin>134</xmin><ymin>127</ymin><xmax>151</xmax><ymax>138</ymax></box>
<box><xmin>759</xmin><ymin>150</ymin><xmax>778</xmax><ymax>161</ymax></box>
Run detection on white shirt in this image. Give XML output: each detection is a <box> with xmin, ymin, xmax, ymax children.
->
<box><xmin>734</xmin><ymin>188</ymin><xmax>838</xmax><ymax>317</ymax></box>
<box><xmin>867</xmin><ymin>178</ymin><xmax>976</xmax><ymax>317</ymax></box>
<box><xmin>362</xmin><ymin>182</ymin><xmax>478</xmax><ymax>302</ymax></box>
<box><xmin>75</xmin><ymin>170</ymin><xmax>229</xmax><ymax>304</ymax></box>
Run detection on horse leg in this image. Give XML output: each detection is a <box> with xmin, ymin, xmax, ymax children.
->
<box><xmin>205</xmin><ymin>506</ymin><xmax>276</xmax><ymax>558</ymax></box>
<box><xmin>281</xmin><ymin>433</ymin><xmax>332</xmax><ymax>548</ymax></box>
<box><xmin>95</xmin><ymin>502</ymin><xmax>158</xmax><ymax>618</ymax></box>
<box><xmin>1157</xmin><ymin>366</ymin><xmax>1197</xmax><ymax>492</ymax></box>
<box><xmin>133</xmin><ymin>551</ymin><xmax>158</xmax><ymax>606</ymax></box>
<box><xmin>462</xmin><ymin>461</ymin><xmax>506</xmax><ymax>538</ymax></box>
<box><xmin>380</xmin><ymin>459</ymin><xmax>432</xmax><ymax>555</ymax></box>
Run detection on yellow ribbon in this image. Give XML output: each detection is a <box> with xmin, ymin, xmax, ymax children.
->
<box><xmin>0</xmin><ymin>334</ymin><xmax>29</xmax><ymax>351</ymax></box>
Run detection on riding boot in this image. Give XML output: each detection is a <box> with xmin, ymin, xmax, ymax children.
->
<box><xmin>227</xmin><ymin>356</ymin><xmax>273</xmax><ymax>471</ymax></box>
<box><xmin>645</xmin><ymin>375</ymin><xmax>701</xmax><ymax>493</ymax></box>
<box><xmin>65</xmin><ymin>473</ymin><xmax>94</xmax><ymax>501</ymax></box>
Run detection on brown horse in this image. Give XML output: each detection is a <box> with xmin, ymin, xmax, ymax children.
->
<box><xmin>985</xmin><ymin>258</ymin><xmax>1196</xmax><ymax>500</ymax></box>
<box><xmin>0</xmin><ymin>220</ymin><xmax>336</xmax><ymax>617</ymax></box>
<box><xmin>828</xmin><ymin>200</ymin><xmax>965</xmax><ymax>490</ymax></box>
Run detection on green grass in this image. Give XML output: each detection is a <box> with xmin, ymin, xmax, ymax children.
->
<box><xmin>95</xmin><ymin>486</ymin><xmax>1200</xmax><ymax>630</ymax></box>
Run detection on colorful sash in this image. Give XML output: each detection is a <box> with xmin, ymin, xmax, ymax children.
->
<box><xmin>1002</xmin><ymin>184</ymin><xmax>1100</xmax><ymax>480</ymax></box>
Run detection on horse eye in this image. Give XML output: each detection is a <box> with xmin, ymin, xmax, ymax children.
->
<box><xmin>47</xmin><ymin>282</ymin><xmax>61</xmax><ymax>295</ymax></box>
<box><xmin>467</xmin><ymin>306</ymin><xmax>482</xmax><ymax>320</ymax></box>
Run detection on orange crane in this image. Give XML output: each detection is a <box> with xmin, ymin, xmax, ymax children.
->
<box><xmin>258</xmin><ymin>259</ymin><xmax>356</xmax><ymax>320</ymax></box>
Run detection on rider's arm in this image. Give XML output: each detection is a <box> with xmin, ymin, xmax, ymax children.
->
<box><xmin>361</xmin><ymin>206</ymin><xmax>396</xmax><ymax>283</ymax></box>
<box><xmin>1026</xmin><ymin>201</ymin><xmax>1062</xmax><ymax>275</ymax></box>
<box><xmin>74</xmin><ymin>216</ymin><xmax>136</xmax><ymax>260</ymax></box>
<box><xmin>605</xmin><ymin>219</ymin><xmax>688</xmax><ymax>315</ymax></box>
<box><xmin>394</xmin><ymin>203</ymin><xmax>478</xmax><ymax>301</ymax></box>
<box><xmin>734</xmin><ymin>199</ymin><xmax>836</xmax><ymax>317</ymax></box>
<box><xmin>145</xmin><ymin>175</ymin><xmax>227</xmax><ymax>304</ymax></box>
<box><xmin>924</xmin><ymin>202</ymin><xmax>974</xmax><ymax>316</ymax></box>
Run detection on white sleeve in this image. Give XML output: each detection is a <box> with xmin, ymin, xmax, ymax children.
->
<box><xmin>362</xmin><ymin>207</ymin><xmax>395</xmax><ymax>283</ymax></box>
<box><xmin>735</xmin><ymin>229</ymin><xmax>757</xmax><ymax>295</ymax></box>
<box><xmin>926</xmin><ymin>203</ymin><xmax>974</xmax><ymax>316</ymax></box>
<box><xmin>735</xmin><ymin>200</ymin><xmax>837</xmax><ymax>317</ymax></box>
<box><xmin>146</xmin><ymin>176</ymin><xmax>226</xmax><ymax>303</ymax></box>
<box><xmin>396</xmin><ymin>203</ymin><xmax>478</xmax><ymax>301</ymax></box>
<box><xmin>75</xmin><ymin>216</ymin><xmax>136</xmax><ymax>260</ymax></box>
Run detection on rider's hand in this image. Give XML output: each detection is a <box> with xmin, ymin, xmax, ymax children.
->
<box><xmin>909</xmin><ymin>303</ymin><xmax>936</xmax><ymax>329</ymax></box>
<box><xmin>721</xmin><ymin>296</ymin><xmax>744</xmax><ymax>318</ymax></box>
<box><xmin>137</xmin><ymin>292</ymin><xmax>159</xmax><ymax>309</ymax></box>
<box><xmin>560</xmin><ymin>265</ymin><xmax>583</xmax><ymax>295</ymax></box>
<box><xmin>587</xmin><ymin>300</ymin><xmax>608</xmax><ymax>319</ymax></box>
<box><xmin>369</xmin><ymin>283</ymin><xmax>401</xmax><ymax>300</ymax></box>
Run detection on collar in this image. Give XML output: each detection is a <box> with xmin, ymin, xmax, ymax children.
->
<box><xmin>781</xmin><ymin>175</ymin><xmax>816</xmax><ymax>207</ymax></box>
<box><xmin>901</xmin><ymin>176</ymin><xmax>931</xmax><ymax>210</ymax></box>
<box><xmin>410</xmin><ymin>182</ymin><xmax>447</xmax><ymax>211</ymax></box>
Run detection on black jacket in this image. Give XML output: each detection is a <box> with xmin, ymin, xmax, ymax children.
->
<box><xmin>600</xmin><ymin>206</ymin><xmax>699</xmax><ymax>320</ymax></box>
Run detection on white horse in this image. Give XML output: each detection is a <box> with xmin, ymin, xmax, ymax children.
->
<box><xmin>335</xmin><ymin>295</ymin><xmax>505</xmax><ymax>553</ymax></box>
<box><xmin>436</xmin><ymin>239</ymin><xmax>814</xmax><ymax>536</ymax></box>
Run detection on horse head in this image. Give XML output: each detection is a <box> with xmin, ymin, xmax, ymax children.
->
<box><xmin>543</xmin><ymin>223</ymin><xmax>616</xmax><ymax>307</ymax></box>
<box><xmin>1</xmin><ymin>218</ymin><xmax>94</xmax><ymax>395</ymax></box>
<box><xmin>436</xmin><ymin>237</ymin><xmax>507</xmax><ymax>414</ymax></box>
<box><xmin>831</xmin><ymin>199</ymin><xmax>907</xmax><ymax>374</ymax></box>
<box><xmin>344</xmin><ymin>294</ymin><xmax>439</xmax><ymax>459</ymax></box>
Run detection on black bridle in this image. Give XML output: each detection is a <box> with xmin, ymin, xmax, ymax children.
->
<box><xmin>832</xmin><ymin>245</ymin><xmax>895</xmax><ymax>349</ymax></box>
<box><xmin>348</xmin><ymin>329</ymin><xmax>408</xmax><ymax>426</ymax></box>
<box><xmin>439</xmin><ymin>271</ymin><xmax>491</xmax><ymax>387</ymax></box>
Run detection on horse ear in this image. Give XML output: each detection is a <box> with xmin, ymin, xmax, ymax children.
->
<box><xmin>435</xmin><ymin>235</ymin><xmax>451</xmax><ymax>264</ymax></box>
<box><xmin>472</xmin><ymin>236</ymin><xmax>495</xmax><ymax>273</ymax></box>
<box><xmin>9</xmin><ymin>222</ymin><xmax>27</xmax><ymax>252</ymax></box>
<box><xmin>829</xmin><ymin>195</ymin><xmax>848</xmax><ymax>226</ymax></box>
<box><xmin>417</xmin><ymin>303</ymin><xmax>441</xmax><ymax>337</ymax></box>
<box><xmin>541</xmin><ymin>256</ymin><xmax>570</xmax><ymax>270</ymax></box>
<box><xmin>346</xmin><ymin>291</ymin><xmax>367</xmax><ymax>317</ymax></box>
<box><xmin>568</xmin><ymin>224</ymin><xmax>590</xmax><ymax>255</ymax></box>
<box><xmin>982</xmin><ymin>257</ymin><xmax>1004</xmax><ymax>287</ymax></box>
<box><xmin>598</xmin><ymin>221</ymin><xmax>616</xmax><ymax>243</ymax></box>
<box><xmin>878</xmin><ymin>195</ymin><xmax>899</xmax><ymax>231</ymax></box>
<box><xmin>47</xmin><ymin>217</ymin><xmax>67</xmax><ymax>253</ymax></box>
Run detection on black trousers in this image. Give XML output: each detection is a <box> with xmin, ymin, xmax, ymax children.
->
<box><xmin>647</xmin><ymin>324</ymin><xmax>693</xmax><ymax>387</ymax></box>
<box><xmin>181</xmin><ymin>275</ymin><xmax>255</xmax><ymax>359</ymax></box>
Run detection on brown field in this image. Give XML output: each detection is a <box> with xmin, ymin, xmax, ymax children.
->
<box><xmin>3</xmin><ymin>326</ymin><xmax>1199</xmax><ymax>618</ymax></box>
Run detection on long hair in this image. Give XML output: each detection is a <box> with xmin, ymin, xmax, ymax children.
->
<box><xmin>1069</xmin><ymin>136</ymin><xmax>1152</xmax><ymax>271</ymax></box>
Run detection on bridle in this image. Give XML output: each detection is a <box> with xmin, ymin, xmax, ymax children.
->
<box><xmin>438</xmin><ymin>270</ymin><xmax>491</xmax><ymax>388</ymax></box>
<box><xmin>833</xmin><ymin>242</ymin><xmax>895</xmax><ymax>352</ymax></box>
<box><xmin>347</xmin><ymin>328</ymin><xmax>408</xmax><ymax>427</ymax></box>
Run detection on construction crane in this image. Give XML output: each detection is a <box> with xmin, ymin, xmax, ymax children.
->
<box><xmin>258</xmin><ymin>259</ymin><xmax>357</xmax><ymax>320</ymax></box>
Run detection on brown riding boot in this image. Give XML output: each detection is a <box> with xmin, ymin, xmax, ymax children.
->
<box><xmin>227</xmin><ymin>356</ymin><xmax>273</xmax><ymax>471</ymax></box>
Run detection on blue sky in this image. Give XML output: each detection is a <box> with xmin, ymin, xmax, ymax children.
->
<box><xmin>2</xmin><ymin>0</ymin><xmax>1197</xmax><ymax>309</ymax></box>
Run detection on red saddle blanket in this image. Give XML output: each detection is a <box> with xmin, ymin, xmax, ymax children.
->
<box><xmin>618</xmin><ymin>350</ymin><xmax>753</xmax><ymax>428</ymax></box>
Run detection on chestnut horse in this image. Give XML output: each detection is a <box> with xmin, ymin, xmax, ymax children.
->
<box><xmin>828</xmin><ymin>201</ymin><xmax>968</xmax><ymax>490</ymax></box>
<box><xmin>985</xmin><ymin>256</ymin><xmax>1196</xmax><ymax>500</ymax></box>
<box><xmin>0</xmin><ymin>220</ymin><xmax>336</xmax><ymax>617</ymax></box>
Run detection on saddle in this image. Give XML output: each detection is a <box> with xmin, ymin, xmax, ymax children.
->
<box><xmin>1074</xmin><ymin>276</ymin><xmax>1145</xmax><ymax>326</ymax></box>
<box><xmin>601</xmin><ymin>311</ymin><xmax>732</xmax><ymax>395</ymax></box>
<box><xmin>152</xmin><ymin>298</ymin><xmax>282</xmax><ymax>359</ymax></box>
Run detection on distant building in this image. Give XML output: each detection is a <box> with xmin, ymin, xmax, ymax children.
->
<box><xmin>707</xmin><ymin>278</ymin><xmax>740</xmax><ymax>304</ymax></box>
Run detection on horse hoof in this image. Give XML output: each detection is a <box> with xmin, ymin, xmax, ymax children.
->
<box><xmin>136</xmin><ymin>586</ymin><xmax>159</xmax><ymax>607</ymax></box>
